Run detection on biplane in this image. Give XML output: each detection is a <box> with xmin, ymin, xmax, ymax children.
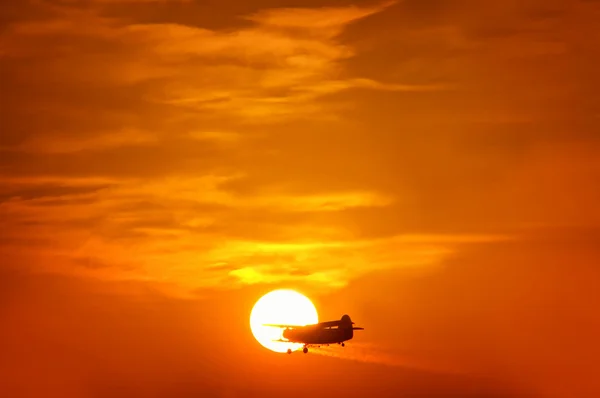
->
<box><xmin>264</xmin><ymin>314</ymin><xmax>364</xmax><ymax>354</ymax></box>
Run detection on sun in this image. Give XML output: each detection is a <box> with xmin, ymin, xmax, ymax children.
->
<box><xmin>250</xmin><ymin>289</ymin><xmax>318</xmax><ymax>353</ymax></box>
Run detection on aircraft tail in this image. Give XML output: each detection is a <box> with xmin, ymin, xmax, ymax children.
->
<box><xmin>340</xmin><ymin>314</ymin><xmax>353</xmax><ymax>328</ymax></box>
<box><xmin>341</xmin><ymin>314</ymin><xmax>364</xmax><ymax>339</ymax></box>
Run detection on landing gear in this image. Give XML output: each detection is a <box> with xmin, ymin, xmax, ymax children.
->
<box><xmin>302</xmin><ymin>346</ymin><xmax>308</xmax><ymax>354</ymax></box>
<box><xmin>287</xmin><ymin>348</ymin><xmax>292</xmax><ymax>354</ymax></box>
<box><xmin>341</xmin><ymin>342</ymin><xmax>345</xmax><ymax>347</ymax></box>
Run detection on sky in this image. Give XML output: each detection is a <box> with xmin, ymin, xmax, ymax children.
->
<box><xmin>1</xmin><ymin>0</ymin><xmax>599</xmax><ymax>397</ymax></box>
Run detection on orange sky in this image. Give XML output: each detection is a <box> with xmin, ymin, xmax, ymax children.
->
<box><xmin>1</xmin><ymin>0</ymin><xmax>599</xmax><ymax>397</ymax></box>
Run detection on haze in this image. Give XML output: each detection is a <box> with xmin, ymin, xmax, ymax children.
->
<box><xmin>1</xmin><ymin>1</ymin><xmax>599</xmax><ymax>397</ymax></box>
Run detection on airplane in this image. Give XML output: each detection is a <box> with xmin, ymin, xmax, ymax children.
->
<box><xmin>264</xmin><ymin>314</ymin><xmax>364</xmax><ymax>354</ymax></box>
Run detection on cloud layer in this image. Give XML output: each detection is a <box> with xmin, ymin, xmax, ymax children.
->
<box><xmin>1</xmin><ymin>0</ymin><xmax>599</xmax><ymax>295</ymax></box>
<box><xmin>0</xmin><ymin>0</ymin><xmax>476</xmax><ymax>294</ymax></box>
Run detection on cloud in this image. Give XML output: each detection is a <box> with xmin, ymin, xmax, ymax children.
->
<box><xmin>1</xmin><ymin>166</ymin><xmax>510</xmax><ymax>294</ymax></box>
<box><xmin>187</xmin><ymin>131</ymin><xmax>242</xmax><ymax>143</ymax></box>
<box><xmin>92</xmin><ymin>0</ymin><xmax>193</xmax><ymax>2</ymax></box>
<box><xmin>1</xmin><ymin>0</ymin><xmax>599</xmax><ymax>306</ymax></box>
<box><xmin>245</xmin><ymin>1</ymin><xmax>397</xmax><ymax>35</ymax></box>
<box><xmin>0</xmin><ymin>0</ymin><xmax>459</xmax><ymax>297</ymax></box>
<box><xmin>1</xmin><ymin>0</ymin><xmax>436</xmax><ymax>128</ymax></box>
<box><xmin>4</xmin><ymin>129</ymin><xmax>159</xmax><ymax>154</ymax></box>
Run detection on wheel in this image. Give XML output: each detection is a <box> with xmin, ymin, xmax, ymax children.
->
<box><xmin>303</xmin><ymin>347</ymin><xmax>308</xmax><ymax>354</ymax></box>
<box><xmin>341</xmin><ymin>342</ymin><xmax>345</xmax><ymax>347</ymax></box>
<box><xmin>287</xmin><ymin>348</ymin><xmax>292</xmax><ymax>354</ymax></box>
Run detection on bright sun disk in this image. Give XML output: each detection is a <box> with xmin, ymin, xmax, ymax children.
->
<box><xmin>250</xmin><ymin>289</ymin><xmax>318</xmax><ymax>353</ymax></box>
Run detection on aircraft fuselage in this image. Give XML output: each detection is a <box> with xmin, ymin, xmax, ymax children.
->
<box><xmin>283</xmin><ymin>325</ymin><xmax>353</xmax><ymax>344</ymax></box>
<box><xmin>282</xmin><ymin>314</ymin><xmax>356</xmax><ymax>345</ymax></box>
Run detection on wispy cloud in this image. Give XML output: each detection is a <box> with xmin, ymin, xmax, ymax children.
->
<box><xmin>245</xmin><ymin>1</ymin><xmax>397</xmax><ymax>34</ymax></box>
<box><xmin>0</xmin><ymin>0</ymin><xmax>458</xmax><ymax>296</ymax></box>
<box><xmin>2</xmin><ymin>0</ymin><xmax>599</xmax><ymax>301</ymax></box>
<box><xmin>4</xmin><ymin>1</ymin><xmax>435</xmax><ymax>116</ymax></box>
<box><xmin>0</xmin><ymin>168</ymin><xmax>508</xmax><ymax>293</ymax></box>
<box><xmin>4</xmin><ymin>129</ymin><xmax>159</xmax><ymax>154</ymax></box>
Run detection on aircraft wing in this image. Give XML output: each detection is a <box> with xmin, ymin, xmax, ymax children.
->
<box><xmin>317</xmin><ymin>320</ymin><xmax>343</xmax><ymax>328</ymax></box>
<box><xmin>262</xmin><ymin>323</ymin><xmax>306</xmax><ymax>329</ymax></box>
<box><xmin>316</xmin><ymin>319</ymin><xmax>361</xmax><ymax>328</ymax></box>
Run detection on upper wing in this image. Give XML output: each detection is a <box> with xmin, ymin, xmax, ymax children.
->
<box><xmin>316</xmin><ymin>320</ymin><xmax>361</xmax><ymax>328</ymax></box>
<box><xmin>317</xmin><ymin>320</ymin><xmax>343</xmax><ymax>328</ymax></box>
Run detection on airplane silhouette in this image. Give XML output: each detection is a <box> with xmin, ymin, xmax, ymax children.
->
<box><xmin>264</xmin><ymin>314</ymin><xmax>364</xmax><ymax>354</ymax></box>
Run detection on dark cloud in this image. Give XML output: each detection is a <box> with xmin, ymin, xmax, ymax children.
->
<box><xmin>0</xmin><ymin>183</ymin><xmax>109</xmax><ymax>202</ymax></box>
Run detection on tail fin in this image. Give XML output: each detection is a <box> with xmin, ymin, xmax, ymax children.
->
<box><xmin>340</xmin><ymin>314</ymin><xmax>364</xmax><ymax>340</ymax></box>
<box><xmin>340</xmin><ymin>314</ymin><xmax>353</xmax><ymax>328</ymax></box>
<box><xmin>341</xmin><ymin>314</ymin><xmax>364</xmax><ymax>329</ymax></box>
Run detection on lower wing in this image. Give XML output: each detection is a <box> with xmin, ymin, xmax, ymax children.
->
<box><xmin>263</xmin><ymin>324</ymin><xmax>304</xmax><ymax>329</ymax></box>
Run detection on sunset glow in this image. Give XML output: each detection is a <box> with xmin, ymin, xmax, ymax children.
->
<box><xmin>1</xmin><ymin>0</ymin><xmax>599</xmax><ymax>397</ymax></box>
